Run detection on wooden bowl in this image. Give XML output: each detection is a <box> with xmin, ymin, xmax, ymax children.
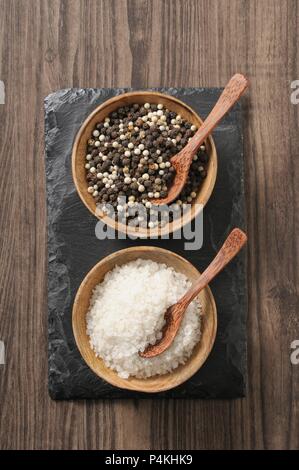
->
<box><xmin>72</xmin><ymin>247</ymin><xmax>217</xmax><ymax>393</ymax></box>
<box><xmin>72</xmin><ymin>91</ymin><xmax>217</xmax><ymax>238</ymax></box>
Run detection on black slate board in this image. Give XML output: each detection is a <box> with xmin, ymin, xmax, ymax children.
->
<box><xmin>45</xmin><ymin>88</ymin><xmax>247</xmax><ymax>399</ymax></box>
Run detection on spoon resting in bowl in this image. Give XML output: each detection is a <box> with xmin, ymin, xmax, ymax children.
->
<box><xmin>139</xmin><ymin>228</ymin><xmax>247</xmax><ymax>358</ymax></box>
<box><xmin>151</xmin><ymin>73</ymin><xmax>249</xmax><ymax>206</ymax></box>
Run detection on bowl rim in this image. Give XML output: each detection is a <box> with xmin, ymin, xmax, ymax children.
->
<box><xmin>72</xmin><ymin>246</ymin><xmax>218</xmax><ymax>393</ymax></box>
<box><xmin>72</xmin><ymin>90</ymin><xmax>218</xmax><ymax>238</ymax></box>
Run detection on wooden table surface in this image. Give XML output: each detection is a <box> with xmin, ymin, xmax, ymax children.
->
<box><xmin>0</xmin><ymin>0</ymin><xmax>298</xmax><ymax>450</ymax></box>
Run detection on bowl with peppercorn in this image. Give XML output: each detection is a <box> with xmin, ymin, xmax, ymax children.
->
<box><xmin>72</xmin><ymin>91</ymin><xmax>217</xmax><ymax>237</ymax></box>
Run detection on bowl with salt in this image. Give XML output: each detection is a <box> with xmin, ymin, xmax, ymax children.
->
<box><xmin>72</xmin><ymin>246</ymin><xmax>217</xmax><ymax>393</ymax></box>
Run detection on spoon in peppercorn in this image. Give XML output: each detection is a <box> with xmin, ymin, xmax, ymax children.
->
<box><xmin>139</xmin><ymin>228</ymin><xmax>247</xmax><ymax>358</ymax></box>
<box><xmin>151</xmin><ymin>73</ymin><xmax>249</xmax><ymax>205</ymax></box>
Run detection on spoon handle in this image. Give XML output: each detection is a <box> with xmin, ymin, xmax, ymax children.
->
<box><xmin>180</xmin><ymin>228</ymin><xmax>247</xmax><ymax>308</ymax></box>
<box><xmin>183</xmin><ymin>74</ymin><xmax>249</xmax><ymax>158</ymax></box>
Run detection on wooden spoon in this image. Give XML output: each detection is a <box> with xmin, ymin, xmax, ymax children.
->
<box><xmin>139</xmin><ymin>228</ymin><xmax>247</xmax><ymax>358</ymax></box>
<box><xmin>152</xmin><ymin>74</ymin><xmax>249</xmax><ymax>205</ymax></box>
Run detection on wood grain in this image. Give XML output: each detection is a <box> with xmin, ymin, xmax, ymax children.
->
<box><xmin>0</xmin><ymin>0</ymin><xmax>298</xmax><ymax>450</ymax></box>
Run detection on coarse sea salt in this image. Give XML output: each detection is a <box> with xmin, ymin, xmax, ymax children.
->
<box><xmin>86</xmin><ymin>259</ymin><xmax>201</xmax><ymax>378</ymax></box>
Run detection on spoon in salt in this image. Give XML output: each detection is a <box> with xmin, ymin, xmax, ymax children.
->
<box><xmin>151</xmin><ymin>74</ymin><xmax>249</xmax><ymax>206</ymax></box>
<box><xmin>139</xmin><ymin>228</ymin><xmax>247</xmax><ymax>358</ymax></box>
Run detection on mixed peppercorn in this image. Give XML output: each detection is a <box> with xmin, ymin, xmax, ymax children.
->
<box><xmin>85</xmin><ymin>102</ymin><xmax>209</xmax><ymax>228</ymax></box>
